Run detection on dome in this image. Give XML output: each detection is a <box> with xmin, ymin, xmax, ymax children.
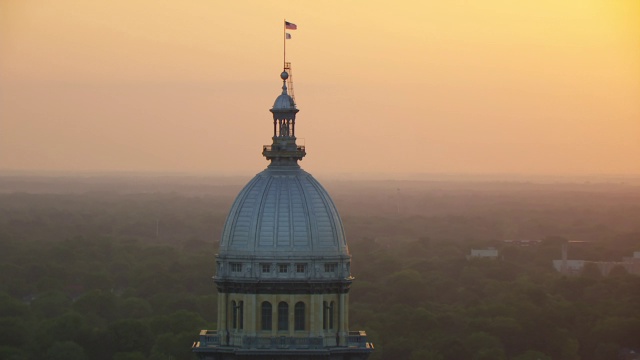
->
<box><xmin>272</xmin><ymin>92</ymin><xmax>296</xmax><ymax>110</ymax></box>
<box><xmin>219</xmin><ymin>166</ymin><xmax>348</xmax><ymax>258</ymax></box>
<box><xmin>214</xmin><ymin>67</ymin><xmax>351</xmax><ymax>283</ymax></box>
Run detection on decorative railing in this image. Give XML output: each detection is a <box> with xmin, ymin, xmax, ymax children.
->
<box><xmin>262</xmin><ymin>145</ymin><xmax>305</xmax><ymax>152</ymax></box>
<box><xmin>244</xmin><ymin>335</ymin><xmax>325</xmax><ymax>349</ymax></box>
<box><xmin>347</xmin><ymin>331</ymin><xmax>369</xmax><ymax>347</ymax></box>
<box><xmin>198</xmin><ymin>330</ymin><xmax>220</xmax><ymax>346</ymax></box>
<box><xmin>196</xmin><ymin>330</ymin><xmax>372</xmax><ymax>350</ymax></box>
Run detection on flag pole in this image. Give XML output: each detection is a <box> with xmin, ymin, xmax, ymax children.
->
<box><xmin>283</xmin><ymin>19</ymin><xmax>286</xmax><ymax>69</ymax></box>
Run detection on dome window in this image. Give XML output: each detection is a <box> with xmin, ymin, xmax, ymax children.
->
<box><xmin>277</xmin><ymin>302</ymin><xmax>289</xmax><ymax>331</ymax></box>
<box><xmin>230</xmin><ymin>263</ymin><xmax>242</xmax><ymax>273</ymax></box>
<box><xmin>278</xmin><ymin>264</ymin><xmax>289</xmax><ymax>273</ymax></box>
<box><xmin>324</xmin><ymin>263</ymin><xmax>337</xmax><ymax>273</ymax></box>
<box><xmin>237</xmin><ymin>301</ymin><xmax>244</xmax><ymax>330</ymax></box>
<box><xmin>261</xmin><ymin>264</ymin><xmax>271</xmax><ymax>273</ymax></box>
<box><xmin>295</xmin><ymin>263</ymin><xmax>307</xmax><ymax>273</ymax></box>
<box><xmin>261</xmin><ymin>301</ymin><xmax>272</xmax><ymax>331</ymax></box>
<box><xmin>294</xmin><ymin>302</ymin><xmax>305</xmax><ymax>330</ymax></box>
<box><xmin>322</xmin><ymin>301</ymin><xmax>334</xmax><ymax>330</ymax></box>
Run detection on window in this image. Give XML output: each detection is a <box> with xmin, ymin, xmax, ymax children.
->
<box><xmin>232</xmin><ymin>300</ymin><xmax>244</xmax><ymax>330</ymax></box>
<box><xmin>261</xmin><ymin>264</ymin><xmax>271</xmax><ymax>273</ymax></box>
<box><xmin>261</xmin><ymin>302</ymin><xmax>272</xmax><ymax>330</ymax></box>
<box><xmin>294</xmin><ymin>302</ymin><xmax>305</xmax><ymax>331</ymax></box>
<box><xmin>323</xmin><ymin>301</ymin><xmax>334</xmax><ymax>330</ymax></box>
<box><xmin>295</xmin><ymin>263</ymin><xmax>307</xmax><ymax>273</ymax></box>
<box><xmin>279</xmin><ymin>264</ymin><xmax>289</xmax><ymax>273</ymax></box>
<box><xmin>230</xmin><ymin>263</ymin><xmax>242</xmax><ymax>272</ymax></box>
<box><xmin>324</xmin><ymin>263</ymin><xmax>337</xmax><ymax>272</ymax></box>
<box><xmin>278</xmin><ymin>302</ymin><xmax>289</xmax><ymax>331</ymax></box>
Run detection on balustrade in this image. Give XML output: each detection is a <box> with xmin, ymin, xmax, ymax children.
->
<box><xmin>196</xmin><ymin>331</ymin><xmax>370</xmax><ymax>350</ymax></box>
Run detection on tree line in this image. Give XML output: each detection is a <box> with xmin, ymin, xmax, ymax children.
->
<box><xmin>0</xmin><ymin>181</ymin><xmax>639</xmax><ymax>359</ymax></box>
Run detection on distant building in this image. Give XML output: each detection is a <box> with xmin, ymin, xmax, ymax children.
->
<box><xmin>622</xmin><ymin>252</ymin><xmax>640</xmax><ymax>275</ymax></box>
<box><xmin>553</xmin><ymin>252</ymin><xmax>640</xmax><ymax>276</ymax></box>
<box><xmin>503</xmin><ymin>239</ymin><xmax>541</xmax><ymax>247</ymax></box>
<box><xmin>619</xmin><ymin>347</ymin><xmax>640</xmax><ymax>360</ymax></box>
<box><xmin>552</xmin><ymin>260</ymin><xmax>586</xmax><ymax>274</ymax></box>
<box><xmin>468</xmin><ymin>248</ymin><xmax>499</xmax><ymax>259</ymax></box>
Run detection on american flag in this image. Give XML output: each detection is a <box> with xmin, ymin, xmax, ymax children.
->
<box><xmin>285</xmin><ymin>33</ymin><xmax>292</xmax><ymax>39</ymax></box>
<box><xmin>285</xmin><ymin>21</ymin><xmax>297</xmax><ymax>30</ymax></box>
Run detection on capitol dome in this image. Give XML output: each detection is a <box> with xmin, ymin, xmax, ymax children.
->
<box><xmin>220</xmin><ymin>167</ymin><xmax>348</xmax><ymax>256</ymax></box>
<box><xmin>214</xmin><ymin>70</ymin><xmax>352</xmax><ymax>283</ymax></box>
<box><xmin>194</xmin><ymin>64</ymin><xmax>372</xmax><ymax>360</ymax></box>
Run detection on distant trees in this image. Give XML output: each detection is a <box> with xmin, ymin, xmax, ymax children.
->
<box><xmin>45</xmin><ymin>341</ymin><xmax>87</xmax><ymax>360</ymax></box>
<box><xmin>0</xmin><ymin>186</ymin><xmax>639</xmax><ymax>360</ymax></box>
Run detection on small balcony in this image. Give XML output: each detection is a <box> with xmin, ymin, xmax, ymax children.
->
<box><xmin>196</xmin><ymin>330</ymin><xmax>220</xmax><ymax>347</ymax></box>
<box><xmin>347</xmin><ymin>331</ymin><xmax>373</xmax><ymax>349</ymax></box>
<box><xmin>262</xmin><ymin>145</ymin><xmax>306</xmax><ymax>161</ymax></box>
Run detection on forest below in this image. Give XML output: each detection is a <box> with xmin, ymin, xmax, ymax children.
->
<box><xmin>0</xmin><ymin>174</ymin><xmax>639</xmax><ymax>360</ymax></box>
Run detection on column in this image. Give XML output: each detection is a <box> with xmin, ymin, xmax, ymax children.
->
<box><xmin>249</xmin><ymin>293</ymin><xmax>257</xmax><ymax>337</ymax></box>
<box><xmin>339</xmin><ymin>293</ymin><xmax>346</xmax><ymax>345</ymax></box>
<box><xmin>318</xmin><ymin>293</ymin><xmax>324</xmax><ymax>345</ymax></box>
<box><xmin>217</xmin><ymin>294</ymin><xmax>223</xmax><ymax>334</ymax></box>
<box><xmin>309</xmin><ymin>294</ymin><xmax>316</xmax><ymax>336</ymax></box>
<box><xmin>271</xmin><ymin>296</ymin><xmax>277</xmax><ymax>337</ymax></box>
<box><xmin>221</xmin><ymin>293</ymin><xmax>229</xmax><ymax>344</ymax></box>
<box><xmin>344</xmin><ymin>293</ymin><xmax>350</xmax><ymax>334</ymax></box>
<box><xmin>289</xmin><ymin>294</ymin><xmax>294</xmax><ymax>336</ymax></box>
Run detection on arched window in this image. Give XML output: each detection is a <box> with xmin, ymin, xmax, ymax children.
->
<box><xmin>294</xmin><ymin>302</ymin><xmax>305</xmax><ymax>331</ymax></box>
<box><xmin>231</xmin><ymin>300</ymin><xmax>237</xmax><ymax>329</ymax></box>
<box><xmin>329</xmin><ymin>301</ymin><xmax>335</xmax><ymax>330</ymax></box>
<box><xmin>278</xmin><ymin>302</ymin><xmax>289</xmax><ymax>331</ymax></box>
<box><xmin>261</xmin><ymin>302</ymin><xmax>272</xmax><ymax>331</ymax></box>
<box><xmin>238</xmin><ymin>301</ymin><xmax>244</xmax><ymax>330</ymax></box>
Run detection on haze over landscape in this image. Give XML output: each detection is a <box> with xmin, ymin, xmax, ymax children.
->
<box><xmin>2</xmin><ymin>3</ymin><xmax>640</xmax><ymax>359</ymax></box>
<box><xmin>2</xmin><ymin>0</ymin><xmax>639</xmax><ymax>178</ymax></box>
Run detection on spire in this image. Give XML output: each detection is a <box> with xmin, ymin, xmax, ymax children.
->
<box><xmin>262</xmin><ymin>69</ymin><xmax>305</xmax><ymax>167</ymax></box>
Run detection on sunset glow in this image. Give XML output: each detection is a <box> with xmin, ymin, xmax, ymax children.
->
<box><xmin>1</xmin><ymin>0</ymin><xmax>638</xmax><ymax>177</ymax></box>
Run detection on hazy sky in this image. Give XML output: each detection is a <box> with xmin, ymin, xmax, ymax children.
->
<box><xmin>1</xmin><ymin>0</ymin><xmax>639</xmax><ymax>177</ymax></box>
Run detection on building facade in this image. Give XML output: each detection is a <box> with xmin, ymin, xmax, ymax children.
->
<box><xmin>468</xmin><ymin>248</ymin><xmax>499</xmax><ymax>259</ymax></box>
<box><xmin>192</xmin><ymin>69</ymin><xmax>373</xmax><ymax>360</ymax></box>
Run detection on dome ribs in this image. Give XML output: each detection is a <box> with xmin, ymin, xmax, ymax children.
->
<box><xmin>292</xmin><ymin>174</ymin><xmax>312</xmax><ymax>250</ymax></box>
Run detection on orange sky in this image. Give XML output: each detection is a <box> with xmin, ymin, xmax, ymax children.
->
<box><xmin>1</xmin><ymin>0</ymin><xmax>639</xmax><ymax>177</ymax></box>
